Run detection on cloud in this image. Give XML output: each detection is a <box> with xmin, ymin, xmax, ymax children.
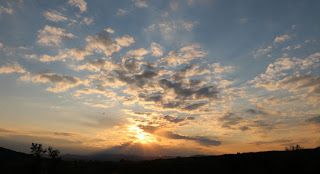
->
<box><xmin>245</xmin><ymin>108</ymin><xmax>269</xmax><ymax>116</ymax></box>
<box><xmin>68</xmin><ymin>0</ymin><xmax>87</xmax><ymax>12</ymax></box>
<box><xmin>83</xmin><ymin>102</ymin><xmax>110</xmax><ymax>108</ymax></box>
<box><xmin>82</xmin><ymin>17</ymin><xmax>93</xmax><ymax>25</ymax></box>
<box><xmin>250</xmin><ymin>139</ymin><xmax>292</xmax><ymax>146</ymax></box>
<box><xmin>183</xmin><ymin>102</ymin><xmax>207</xmax><ymax>111</ymax></box>
<box><xmin>0</xmin><ymin>5</ymin><xmax>13</xmax><ymax>16</ymax></box>
<box><xmin>53</xmin><ymin>131</ymin><xmax>79</xmax><ymax>137</ymax></box>
<box><xmin>43</xmin><ymin>10</ymin><xmax>68</xmax><ymax>22</ymax></box>
<box><xmin>116</xmin><ymin>8</ymin><xmax>128</xmax><ymax>15</ymax></box>
<box><xmin>159</xmin><ymin>78</ymin><xmax>218</xmax><ymax>100</ymax></box>
<box><xmin>274</xmin><ymin>34</ymin><xmax>290</xmax><ymax>43</ymax></box>
<box><xmin>75</xmin><ymin>58</ymin><xmax>111</xmax><ymax>72</ymax></box>
<box><xmin>157</xmin><ymin>20</ymin><xmax>197</xmax><ymax>33</ymax></box>
<box><xmin>105</xmin><ymin>28</ymin><xmax>115</xmax><ymax>34</ymax></box>
<box><xmin>277</xmin><ymin>72</ymin><xmax>320</xmax><ymax>96</ymax></box>
<box><xmin>125</xmin><ymin>48</ymin><xmax>148</xmax><ymax>59</ymax></box>
<box><xmin>249</xmin><ymin>120</ymin><xmax>274</xmax><ymax>130</ymax></box>
<box><xmin>85</xmin><ymin>33</ymin><xmax>120</xmax><ymax>56</ymax></box>
<box><xmin>0</xmin><ymin>62</ymin><xmax>26</xmax><ymax>74</ymax></box>
<box><xmin>75</xmin><ymin>85</ymin><xmax>115</xmax><ymax>98</ymax></box>
<box><xmin>161</xmin><ymin>44</ymin><xmax>207</xmax><ymax>66</ymax></box>
<box><xmin>68</xmin><ymin>48</ymin><xmax>92</xmax><ymax>61</ymax></box>
<box><xmin>161</xmin><ymin>131</ymin><xmax>221</xmax><ymax>146</ymax></box>
<box><xmin>218</xmin><ymin>112</ymin><xmax>243</xmax><ymax>129</ymax></box>
<box><xmin>283</xmin><ymin>44</ymin><xmax>302</xmax><ymax>51</ymax></box>
<box><xmin>150</xmin><ymin>42</ymin><xmax>163</xmax><ymax>57</ymax></box>
<box><xmin>115</xmin><ymin>35</ymin><xmax>135</xmax><ymax>47</ymax></box>
<box><xmin>170</xmin><ymin>1</ymin><xmax>179</xmax><ymax>10</ymax></box>
<box><xmin>144</xmin><ymin>24</ymin><xmax>155</xmax><ymax>31</ymax></box>
<box><xmin>134</xmin><ymin>0</ymin><xmax>148</xmax><ymax>8</ymax></box>
<box><xmin>34</xmin><ymin>48</ymin><xmax>90</xmax><ymax>62</ymax></box>
<box><xmin>306</xmin><ymin>115</ymin><xmax>320</xmax><ymax>124</ymax></box>
<box><xmin>0</xmin><ymin>127</ymin><xmax>14</xmax><ymax>133</ymax></box>
<box><xmin>253</xmin><ymin>46</ymin><xmax>272</xmax><ymax>58</ymax></box>
<box><xmin>162</xmin><ymin>115</ymin><xmax>186</xmax><ymax>123</ymax></box>
<box><xmin>240</xmin><ymin>17</ymin><xmax>248</xmax><ymax>24</ymax></box>
<box><xmin>210</xmin><ymin>62</ymin><xmax>233</xmax><ymax>74</ymax></box>
<box><xmin>22</xmin><ymin>73</ymin><xmax>90</xmax><ymax>93</ymax></box>
<box><xmin>145</xmin><ymin>20</ymin><xmax>197</xmax><ymax>37</ymax></box>
<box><xmin>250</xmin><ymin>52</ymin><xmax>320</xmax><ymax>88</ymax></box>
<box><xmin>37</xmin><ymin>25</ymin><xmax>76</xmax><ymax>47</ymax></box>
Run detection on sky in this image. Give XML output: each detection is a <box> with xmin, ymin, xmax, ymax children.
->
<box><xmin>0</xmin><ymin>0</ymin><xmax>320</xmax><ymax>156</ymax></box>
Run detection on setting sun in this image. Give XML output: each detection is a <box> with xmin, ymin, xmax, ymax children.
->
<box><xmin>129</xmin><ymin>126</ymin><xmax>157</xmax><ymax>144</ymax></box>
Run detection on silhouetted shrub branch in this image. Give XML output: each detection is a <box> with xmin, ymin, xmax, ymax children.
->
<box><xmin>285</xmin><ymin>144</ymin><xmax>303</xmax><ymax>151</ymax></box>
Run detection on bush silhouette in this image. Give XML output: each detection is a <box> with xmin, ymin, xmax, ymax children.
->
<box><xmin>30</xmin><ymin>143</ymin><xmax>47</xmax><ymax>159</ymax></box>
<box><xmin>285</xmin><ymin>144</ymin><xmax>303</xmax><ymax>151</ymax></box>
<box><xmin>48</xmin><ymin>146</ymin><xmax>61</xmax><ymax>160</ymax></box>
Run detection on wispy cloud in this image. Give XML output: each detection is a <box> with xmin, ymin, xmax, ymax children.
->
<box><xmin>21</xmin><ymin>72</ymin><xmax>90</xmax><ymax>93</ymax></box>
<box><xmin>43</xmin><ymin>10</ymin><xmax>68</xmax><ymax>22</ymax></box>
<box><xmin>274</xmin><ymin>34</ymin><xmax>291</xmax><ymax>43</ymax></box>
<box><xmin>0</xmin><ymin>5</ymin><xmax>13</xmax><ymax>16</ymax></box>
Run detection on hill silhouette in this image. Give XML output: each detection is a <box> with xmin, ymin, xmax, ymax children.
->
<box><xmin>0</xmin><ymin>146</ymin><xmax>319</xmax><ymax>174</ymax></box>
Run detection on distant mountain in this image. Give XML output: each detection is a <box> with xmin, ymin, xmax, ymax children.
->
<box><xmin>0</xmin><ymin>146</ymin><xmax>170</xmax><ymax>162</ymax></box>
<box><xmin>0</xmin><ymin>147</ymin><xmax>30</xmax><ymax>160</ymax></box>
<box><xmin>62</xmin><ymin>153</ymin><xmax>165</xmax><ymax>162</ymax></box>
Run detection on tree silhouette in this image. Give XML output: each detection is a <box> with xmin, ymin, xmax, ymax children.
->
<box><xmin>48</xmin><ymin>146</ymin><xmax>61</xmax><ymax>160</ymax></box>
<box><xmin>30</xmin><ymin>143</ymin><xmax>47</xmax><ymax>159</ymax></box>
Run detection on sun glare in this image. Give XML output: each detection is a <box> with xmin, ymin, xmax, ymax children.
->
<box><xmin>129</xmin><ymin>125</ymin><xmax>157</xmax><ymax>144</ymax></box>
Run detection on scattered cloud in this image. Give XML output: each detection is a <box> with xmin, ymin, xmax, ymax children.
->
<box><xmin>68</xmin><ymin>0</ymin><xmax>87</xmax><ymax>12</ymax></box>
<box><xmin>37</xmin><ymin>25</ymin><xmax>76</xmax><ymax>47</ymax></box>
<box><xmin>145</xmin><ymin>20</ymin><xmax>198</xmax><ymax>36</ymax></box>
<box><xmin>43</xmin><ymin>10</ymin><xmax>68</xmax><ymax>22</ymax></box>
<box><xmin>150</xmin><ymin>42</ymin><xmax>163</xmax><ymax>57</ymax></box>
<box><xmin>116</xmin><ymin>8</ymin><xmax>128</xmax><ymax>15</ymax></box>
<box><xmin>85</xmin><ymin>33</ymin><xmax>120</xmax><ymax>56</ymax></box>
<box><xmin>0</xmin><ymin>5</ymin><xmax>13</xmax><ymax>16</ymax></box>
<box><xmin>274</xmin><ymin>34</ymin><xmax>291</xmax><ymax>43</ymax></box>
<box><xmin>134</xmin><ymin>0</ymin><xmax>148</xmax><ymax>8</ymax></box>
<box><xmin>105</xmin><ymin>28</ymin><xmax>115</xmax><ymax>34</ymax></box>
<box><xmin>218</xmin><ymin>112</ymin><xmax>243</xmax><ymax>129</ymax></box>
<box><xmin>161</xmin><ymin>44</ymin><xmax>207</xmax><ymax>66</ymax></box>
<box><xmin>306</xmin><ymin>115</ymin><xmax>320</xmax><ymax>124</ymax></box>
<box><xmin>210</xmin><ymin>62</ymin><xmax>233</xmax><ymax>74</ymax></box>
<box><xmin>126</xmin><ymin>48</ymin><xmax>149</xmax><ymax>59</ymax></box>
<box><xmin>115</xmin><ymin>35</ymin><xmax>135</xmax><ymax>47</ymax></box>
<box><xmin>253</xmin><ymin>46</ymin><xmax>272</xmax><ymax>58</ymax></box>
<box><xmin>170</xmin><ymin>1</ymin><xmax>179</xmax><ymax>11</ymax></box>
<box><xmin>161</xmin><ymin>131</ymin><xmax>221</xmax><ymax>146</ymax></box>
<box><xmin>81</xmin><ymin>17</ymin><xmax>93</xmax><ymax>25</ymax></box>
<box><xmin>0</xmin><ymin>62</ymin><xmax>26</xmax><ymax>74</ymax></box>
<box><xmin>22</xmin><ymin>73</ymin><xmax>90</xmax><ymax>93</ymax></box>
<box><xmin>53</xmin><ymin>131</ymin><xmax>79</xmax><ymax>137</ymax></box>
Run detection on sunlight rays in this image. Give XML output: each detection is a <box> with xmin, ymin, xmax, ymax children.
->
<box><xmin>128</xmin><ymin>125</ymin><xmax>157</xmax><ymax>144</ymax></box>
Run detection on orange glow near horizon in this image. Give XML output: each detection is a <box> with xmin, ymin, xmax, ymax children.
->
<box><xmin>129</xmin><ymin>125</ymin><xmax>157</xmax><ymax>144</ymax></box>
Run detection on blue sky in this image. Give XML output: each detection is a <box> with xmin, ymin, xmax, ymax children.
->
<box><xmin>0</xmin><ymin>0</ymin><xmax>320</xmax><ymax>156</ymax></box>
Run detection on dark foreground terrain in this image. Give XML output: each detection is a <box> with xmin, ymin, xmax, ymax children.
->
<box><xmin>1</xmin><ymin>146</ymin><xmax>319</xmax><ymax>174</ymax></box>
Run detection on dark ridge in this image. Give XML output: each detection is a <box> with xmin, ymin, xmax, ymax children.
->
<box><xmin>1</xmin><ymin>146</ymin><xmax>319</xmax><ymax>174</ymax></box>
